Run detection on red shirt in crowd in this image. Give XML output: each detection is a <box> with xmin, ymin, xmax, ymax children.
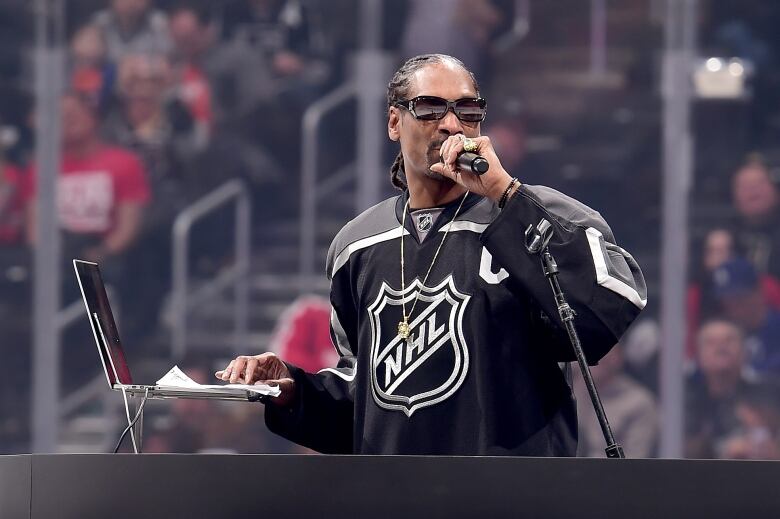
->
<box><xmin>179</xmin><ymin>64</ymin><xmax>213</xmax><ymax>127</ymax></box>
<box><xmin>269</xmin><ymin>295</ymin><xmax>339</xmax><ymax>373</ymax></box>
<box><xmin>686</xmin><ymin>277</ymin><xmax>780</xmax><ymax>359</ymax></box>
<box><xmin>24</xmin><ymin>144</ymin><xmax>151</xmax><ymax>235</ymax></box>
<box><xmin>0</xmin><ymin>162</ymin><xmax>25</xmax><ymax>244</ymax></box>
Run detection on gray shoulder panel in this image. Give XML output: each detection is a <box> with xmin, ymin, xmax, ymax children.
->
<box><xmin>326</xmin><ymin>197</ymin><xmax>400</xmax><ymax>279</ymax></box>
<box><xmin>520</xmin><ymin>184</ymin><xmax>611</xmax><ymax>239</ymax></box>
<box><xmin>460</xmin><ymin>195</ymin><xmax>499</xmax><ymax>225</ymax></box>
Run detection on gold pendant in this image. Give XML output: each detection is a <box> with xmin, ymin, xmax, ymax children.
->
<box><xmin>398</xmin><ymin>319</ymin><xmax>410</xmax><ymax>340</ymax></box>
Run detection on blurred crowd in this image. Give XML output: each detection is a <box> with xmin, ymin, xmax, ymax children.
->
<box><xmin>0</xmin><ymin>0</ymin><xmax>350</xmax><ymax>453</ymax></box>
<box><xmin>1</xmin><ymin>0</ymin><xmax>780</xmax><ymax>459</ymax></box>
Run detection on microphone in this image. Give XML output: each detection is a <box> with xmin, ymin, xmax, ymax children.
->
<box><xmin>457</xmin><ymin>151</ymin><xmax>489</xmax><ymax>175</ymax></box>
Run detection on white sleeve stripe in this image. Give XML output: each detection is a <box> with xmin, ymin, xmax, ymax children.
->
<box><xmin>318</xmin><ymin>366</ymin><xmax>357</xmax><ymax>381</ymax></box>
<box><xmin>332</xmin><ymin>227</ymin><xmax>407</xmax><ymax>278</ymax></box>
<box><xmin>330</xmin><ymin>305</ymin><xmax>352</xmax><ymax>357</ymax></box>
<box><xmin>438</xmin><ymin>221</ymin><xmax>489</xmax><ymax>234</ymax></box>
<box><xmin>332</xmin><ymin>222</ymin><xmax>489</xmax><ymax>278</ymax></box>
<box><xmin>585</xmin><ymin>227</ymin><xmax>647</xmax><ymax>309</ymax></box>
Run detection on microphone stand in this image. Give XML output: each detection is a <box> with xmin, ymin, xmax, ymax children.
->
<box><xmin>525</xmin><ymin>219</ymin><xmax>625</xmax><ymax>459</ymax></box>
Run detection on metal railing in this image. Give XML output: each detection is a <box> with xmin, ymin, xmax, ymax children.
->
<box><xmin>52</xmin><ymin>288</ymin><xmax>121</xmax><ymax>451</ymax></box>
<box><xmin>171</xmin><ymin>179</ymin><xmax>251</xmax><ymax>359</ymax></box>
<box><xmin>491</xmin><ymin>0</ymin><xmax>609</xmax><ymax>78</ymax></box>
<box><xmin>47</xmin><ymin>176</ymin><xmax>251</xmax><ymax>449</ymax></box>
<box><xmin>299</xmin><ymin>80</ymin><xmax>357</xmax><ymax>280</ymax></box>
<box><xmin>590</xmin><ymin>0</ymin><xmax>608</xmax><ymax>77</ymax></box>
<box><xmin>493</xmin><ymin>0</ymin><xmax>532</xmax><ymax>52</ymax></box>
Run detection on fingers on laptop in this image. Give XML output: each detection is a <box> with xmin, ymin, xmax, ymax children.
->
<box><xmin>244</xmin><ymin>357</ymin><xmax>260</xmax><ymax>384</ymax></box>
<box><xmin>215</xmin><ymin>359</ymin><xmax>236</xmax><ymax>381</ymax></box>
<box><xmin>231</xmin><ymin>356</ymin><xmax>249</xmax><ymax>383</ymax></box>
<box><xmin>216</xmin><ymin>355</ymin><xmax>268</xmax><ymax>384</ymax></box>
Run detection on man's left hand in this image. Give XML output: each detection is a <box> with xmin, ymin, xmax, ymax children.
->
<box><xmin>429</xmin><ymin>134</ymin><xmax>517</xmax><ymax>202</ymax></box>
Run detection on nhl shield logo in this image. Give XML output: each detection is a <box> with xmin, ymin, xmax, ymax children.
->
<box><xmin>367</xmin><ymin>275</ymin><xmax>471</xmax><ymax>416</ymax></box>
<box><xmin>417</xmin><ymin>212</ymin><xmax>433</xmax><ymax>232</ymax></box>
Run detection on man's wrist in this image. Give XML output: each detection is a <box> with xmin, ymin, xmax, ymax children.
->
<box><xmin>504</xmin><ymin>182</ymin><xmax>521</xmax><ymax>206</ymax></box>
<box><xmin>486</xmin><ymin>172</ymin><xmax>521</xmax><ymax>203</ymax></box>
<box><xmin>497</xmin><ymin>177</ymin><xmax>521</xmax><ymax>209</ymax></box>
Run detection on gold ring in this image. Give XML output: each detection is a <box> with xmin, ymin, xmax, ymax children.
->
<box><xmin>463</xmin><ymin>138</ymin><xmax>478</xmax><ymax>153</ymax></box>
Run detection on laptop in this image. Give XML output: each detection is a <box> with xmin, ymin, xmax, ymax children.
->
<box><xmin>73</xmin><ymin>259</ymin><xmax>262</xmax><ymax>401</ymax></box>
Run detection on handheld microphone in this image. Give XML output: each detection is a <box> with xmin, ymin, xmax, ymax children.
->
<box><xmin>457</xmin><ymin>152</ymin><xmax>489</xmax><ymax>175</ymax></box>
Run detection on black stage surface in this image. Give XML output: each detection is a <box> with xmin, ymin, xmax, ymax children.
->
<box><xmin>1</xmin><ymin>454</ymin><xmax>778</xmax><ymax>518</ymax></box>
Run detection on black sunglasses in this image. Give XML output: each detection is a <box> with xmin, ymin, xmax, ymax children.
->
<box><xmin>394</xmin><ymin>96</ymin><xmax>487</xmax><ymax>123</ymax></box>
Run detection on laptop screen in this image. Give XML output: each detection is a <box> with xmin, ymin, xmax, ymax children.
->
<box><xmin>73</xmin><ymin>259</ymin><xmax>133</xmax><ymax>387</ymax></box>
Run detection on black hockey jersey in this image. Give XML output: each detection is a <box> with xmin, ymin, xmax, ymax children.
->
<box><xmin>265</xmin><ymin>184</ymin><xmax>647</xmax><ymax>456</ymax></box>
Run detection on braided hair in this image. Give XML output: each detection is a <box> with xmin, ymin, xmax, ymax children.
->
<box><xmin>386</xmin><ymin>54</ymin><xmax>480</xmax><ymax>191</ymax></box>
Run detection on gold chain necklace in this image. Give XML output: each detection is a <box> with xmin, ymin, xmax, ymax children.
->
<box><xmin>398</xmin><ymin>191</ymin><xmax>469</xmax><ymax>340</ymax></box>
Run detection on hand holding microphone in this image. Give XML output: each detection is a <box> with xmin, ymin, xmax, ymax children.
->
<box><xmin>457</xmin><ymin>151</ymin><xmax>490</xmax><ymax>175</ymax></box>
<box><xmin>430</xmin><ymin>134</ymin><xmax>520</xmax><ymax>205</ymax></box>
<box><xmin>451</xmin><ymin>135</ymin><xmax>489</xmax><ymax>175</ymax></box>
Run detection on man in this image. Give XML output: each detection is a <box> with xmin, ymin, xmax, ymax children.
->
<box><xmin>685</xmin><ymin>318</ymin><xmax>756</xmax><ymax>458</ymax></box>
<box><xmin>24</xmin><ymin>92</ymin><xmax>150</xmax><ymax>388</ymax></box>
<box><xmin>169</xmin><ymin>5</ymin><xmax>215</xmax><ymax>146</ymax></box>
<box><xmin>712</xmin><ymin>257</ymin><xmax>780</xmax><ymax>377</ymax></box>
<box><xmin>24</xmin><ymin>92</ymin><xmax>150</xmax><ymax>264</ymax></box>
<box><xmin>0</xmin><ymin>147</ymin><xmax>24</xmax><ymax>246</ymax></box>
<box><xmin>91</xmin><ymin>0</ymin><xmax>171</xmax><ymax>63</ymax></box>
<box><xmin>268</xmin><ymin>295</ymin><xmax>339</xmax><ymax>373</ymax></box>
<box><xmin>731</xmin><ymin>154</ymin><xmax>780</xmax><ymax>278</ymax></box>
<box><xmin>217</xmin><ymin>54</ymin><xmax>646</xmax><ymax>455</ymax></box>
<box><xmin>574</xmin><ymin>344</ymin><xmax>658</xmax><ymax>458</ymax></box>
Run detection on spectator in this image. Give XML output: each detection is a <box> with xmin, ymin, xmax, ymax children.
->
<box><xmin>101</xmin><ymin>53</ymin><xmax>209</xmax><ymax>347</ymax></box>
<box><xmin>268</xmin><ymin>295</ymin><xmax>338</xmax><ymax>373</ymax></box>
<box><xmin>168</xmin><ymin>5</ymin><xmax>216</xmax><ymax>147</ymax></box>
<box><xmin>0</xmin><ymin>152</ymin><xmax>24</xmax><ymax>247</ymax></box>
<box><xmin>574</xmin><ymin>344</ymin><xmax>659</xmax><ymax>458</ymax></box>
<box><xmin>206</xmin><ymin>0</ymin><xmax>329</xmax><ymax>171</ymax></box>
<box><xmin>685</xmin><ymin>318</ymin><xmax>756</xmax><ymax>458</ymax></box>
<box><xmin>732</xmin><ymin>153</ymin><xmax>780</xmax><ymax>277</ymax></box>
<box><xmin>216</xmin><ymin>0</ymin><xmax>327</xmax><ymax>84</ymax></box>
<box><xmin>91</xmin><ymin>0</ymin><xmax>171</xmax><ymax>63</ymax></box>
<box><xmin>22</xmin><ymin>93</ymin><xmax>151</xmax><ymax>389</ymax></box>
<box><xmin>721</xmin><ymin>382</ymin><xmax>780</xmax><ymax>460</ymax></box>
<box><xmin>69</xmin><ymin>25</ymin><xmax>116</xmax><ymax>110</ymax></box>
<box><xmin>712</xmin><ymin>257</ymin><xmax>780</xmax><ymax>378</ymax></box>
<box><xmin>687</xmin><ymin>228</ymin><xmax>780</xmax><ymax>360</ymax></box>
<box><xmin>24</xmin><ymin>92</ymin><xmax>150</xmax><ymax>265</ymax></box>
<box><xmin>103</xmin><ymin>53</ymin><xmax>201</xmax><ymax>208</ymax></box>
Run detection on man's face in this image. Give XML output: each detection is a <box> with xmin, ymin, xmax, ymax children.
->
<box><xmin>703</xmin><ymin>229</ymin><xmax>734</xmax><ymax>272</ymax></box>
<box><xmin>733</xmin><ymin>164</ymin><xmax>779</xmax><ymax>221</ymax></box>
<box><xmin>170</xmin><ymin>10</ymin><xmax>208</xmax><ymax>59</ymax></box>
<box><xmin>697</xmin><ymin>321</ymin><xmax>745</xmax><ymax>377</ymax></box>
<box><xmin>119</xmin><ymin>55</ymin><xmax>169</xmax><ymax>103</ymax></box>
<box><xmin>111</xmin><ymin>0</ymin><xmax>150</xmax><ymax>23</ymax></box>
<box><xmin>61</xmin><ymin>96</ymin><xmax>97</xmax><ymax>148</ymax></box>
<box><xmin>71</xmin><ymin>27</ymin><xmax>106</xmax><ymax>67</ymax></box>
<box><xmin>388</xmin><ymin>63</ymin><xmax>481</xmax><ymax>182</ymax></box>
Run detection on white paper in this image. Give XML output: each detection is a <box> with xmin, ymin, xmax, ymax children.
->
<box><xmin>156</xmin><ymin>365</ymin><xmax>282</xmax><ymax>397</ymax></box>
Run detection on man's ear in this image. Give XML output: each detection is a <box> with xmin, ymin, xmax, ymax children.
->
<box><xmin>388</xmin><ymin>108</ymin><xmax>401</xmax><ymax>142</ymax></box>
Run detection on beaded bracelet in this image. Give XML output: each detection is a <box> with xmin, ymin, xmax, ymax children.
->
<box><xmin>498</xmin><ymin>177</ymin><xmax>519</xmax><ymax>209</ymax></box>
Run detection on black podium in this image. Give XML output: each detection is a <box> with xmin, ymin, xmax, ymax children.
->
<box><xmin>1</xmin><ymin>454</ymin><xmax>779</xmax><ymax>518</ymax></box>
